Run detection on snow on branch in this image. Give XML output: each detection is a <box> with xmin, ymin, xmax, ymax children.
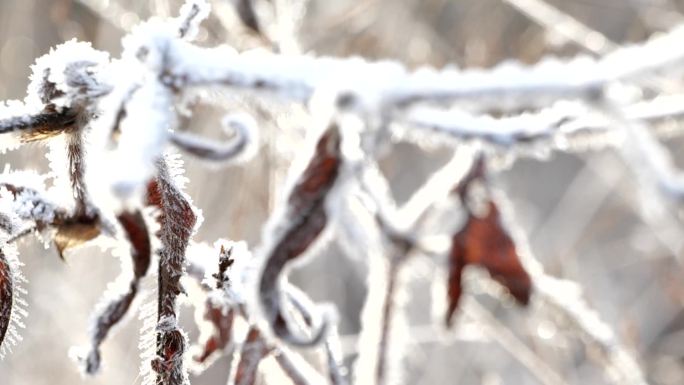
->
<box><xmin>157</xmin><ymin>23</ymin><xmax>684</xmax><ymax>113</ymax></box>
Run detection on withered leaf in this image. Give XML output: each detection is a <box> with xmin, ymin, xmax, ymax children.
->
<box><xmin>0</xmin><ymin>248</ymin><xmax>12</xmax><ymax>352</ymax></box>
<box><xmin>194</xmin><ymin>304</ymin><xmax>236</xmax><ymax>364</ymax></box>
<box><xmin>54</xmin><ymin>219</ymin><xmax>101</xmax><ymax>259</ymax></box>
<box><xmin>117</xmin><ymin>210</ymin><xmax>152</xmax><ymax>278</ymax></box>
<box><xmin>258</xmin><ymin>124</ymin><xmax>341</xmax><ymax>345</ymax></box>
<box><xmin>446</xmin><ymin>158</ymin><xmax>532</xmax><ymax>326</ymax></box>
<box><xmin>78</xmin><ymin>210</ymin><xmax>153</xmax><ymax>374</ymax></box>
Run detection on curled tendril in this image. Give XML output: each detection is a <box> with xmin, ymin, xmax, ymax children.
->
<box><xmin>170</xmin><ymin>113</ymin><xmax>258</xmax><ymax>164</ymax></box>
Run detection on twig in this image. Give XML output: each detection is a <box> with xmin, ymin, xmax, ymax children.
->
<box><xmin>500</xmin><ymin>0</ymin><xmax>615</xmax><ymax>55</ymax></box>
<box><xmin>231</xmin><ymin>327</ymin><xmax>270</xmax><ymax>385</ymax></box>
<box><xmin>535</xmin><ymin>275</ymin><xmax>647</xmax><ymax>385</ymax></box>
<box><xmin>462</xmin><ymin>298</ymin><xmax>569</xmax><ymax>385</ymax></box>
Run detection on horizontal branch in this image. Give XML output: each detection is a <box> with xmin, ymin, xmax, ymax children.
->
<box><xmin>162</xmin><ymin>23</ymin><xmax>684</xmax><ymax>111</ymax></box>
<box><xmin>0</xmin><ymin>107</ymin><xmax>77</xmax><ymax>140</ymax></box>
<box><xmin>398</xmin><ymin>94</ymin><xmax>684</xmax><ymax>147</ymax></box>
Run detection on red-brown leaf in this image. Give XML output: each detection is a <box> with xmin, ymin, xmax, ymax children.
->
<box><xmin>194</xmin><ymin>304</ymin><xmax>235</xmax><ymax>364</ymax></box>
<box><xmin>259</xmin><ymin>125</ymin><xmax>341</xmax><ymax>344</ymax></box>
<box><xmin>117</xmin><ymin>210</ymin><xmax>152</xmax><ymax>278</ymax></box>
<box><xmin>80</xmin><ymin>210</ymin><xmax>152</xmax><ymax>374</ymax></box>
<box><xmin>0</xmin><ymin>248</ymin><xmax>12</xmax><ymax>352</ymax></box>
<box><xmin>446</xmin><ymin>158</ymin><xmax>532</xmax><ymax>325</ymax></box>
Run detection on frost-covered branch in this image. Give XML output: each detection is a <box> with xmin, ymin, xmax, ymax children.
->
<box><xmin>534</xmin><ymin>275</ymin><xmax>647</xmax><ymax>385</ymax></box>
<box><xmin>399</xmin><ymin>95</ymin><xmax>684</xmax><ymax>149</ymax></box>
<box><xmin>158</xmin><ymin>22</ymin><xmax>684</xmax><ymax>113</ymax></box>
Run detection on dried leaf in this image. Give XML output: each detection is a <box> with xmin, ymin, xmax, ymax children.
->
<box><xmin>195</xmin><ymin>304</ymin><xmax>236</xmax><ymax>364</ymax></box>
<box><xmin>259</xmin><ymin>124</ymin><xmax>341</xmax><ymax>346</ymax></box>
<box><xmin>0</xmin><ymin>247</ymin><xmax>12</xmax><ymax>353</ymax></box>
<box><xmin>77</xmin><ymin>210</ymin><xmax>152</xmax><ymax>374</ymax></box>
<box><xmin>446</xmin><ymin>157</ymin><xmax>532</xmax><ymax>325</ymax></box>
<box><xmin>117</xmin><ymin>210</ymin><xmax>152</xmax><ymax>278</ymax></box>
<box><xmin>54</xmin><ymin>219</ymin><xmax>101</xmax><ymax>259</ymax></box>
<box><xmin>81</xmin><ymin>289</ymin><xmax>137</xmax><ymax>373</ymax></box>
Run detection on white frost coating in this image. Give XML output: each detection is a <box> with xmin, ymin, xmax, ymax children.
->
<box><xmin>45</xmin><ymin>134</ymin><xmax>79</xmax><ymax>212</ymax></box>
<box><xmin>26</xmin><ymin>39</ymin><xmax>110</xmax><ymax>109</ymax></box>
<box><xmin>352</xmin><ymin>248</ymin><xmax>390</xmax><ymax>385</ymax></box>
<box><xmin>0</xmin><ymin>166</ymin><xmax>50</xmax><ymax>194</ymax></box>
<box><xmin>0</xmin><ymin>169</ymin><xmax>62</xmax><ymax>228</ymax></box>
<box><xmin>333</xmin><ymin>188</ymin><xmax>385</xmax><ymax>263</ymax></box>
<box><xmin>157</xmin><ymin>22</ymin><xmax>684</xmax><ymax>114</ymax></box>
<box><xmin>403</xmin><ymin>102</ymin><xmax>588</xmax><ymax>146</ymax></box>
<box><xmin>162</xmin><ymin>151</ymin><xmax>205</xmax><ymax>234</ymax></box>
<box><xmin>110</xmin><ymin>80</ymin><xmax>174</xmax><ymax>200</ymax></box>
<box><xmin>138</xmin><ymin>272</ymin><xmax>159</xmax><ymax>385</ymax></box>
<box><xmin>0</xmin><ymin>100</ymin><xmax>40</xmax><ymax>155</ymax></box>
<box><xmin>121</xmin><ymin>18</ymin><xmax>178</xmax><ymax>74</ymax></box>
<box><xmin>0</xmin><ymin>100</ymin><xmax>40</xmax><ymax>153</ymax></box>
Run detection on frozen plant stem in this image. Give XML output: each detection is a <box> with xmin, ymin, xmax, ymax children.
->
<box><xmin>147</xmin><ymin>160</ymin><xmax>197</xmax><ymax>385</ymax></box>
<box><xmin>463</xmin><ymin>299</ymin><xmax>568</xmax><ymax>385</ymax></box>
<box><xmin>375</xmin><ymin>257</ymin><xmax>402</xmax><ymax>385</ymax></box>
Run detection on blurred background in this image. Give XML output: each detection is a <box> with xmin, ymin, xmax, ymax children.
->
<box><xmin>3</xmin><ymin>0</ymin><xmax>684</xmax><ymax>384</ymax></box>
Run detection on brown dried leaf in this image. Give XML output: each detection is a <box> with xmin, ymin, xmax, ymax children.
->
<box><xmin>446</xmin><ymin>158</ymin><xmax>532</xmax><ymax>326</ymax></box>
<box><xmin>259</xmin><ymin>124</ymin><xmax>341</xmax><ymax>346</ymax></box>
<box><xmin>54</xmin><ymin>219</ymin><xmax>101</xmax><ymax>259</ymax></box>
<box><xmin>117</xmin><ymin>211</ymin><xmax>152</xmax><ymax>278</ymax></box>
<box><xmin>194</xmin><ymin>304</ymin><xmax>236</xmax><ymax>364</ymax></box>
<box><xmin>77</xmin><ymin>210</ymin><xmax>153</xmax><ymax>374</ymax></box>
<box><xmin>0</xmin><ymin>248</ymin><xmax>12</xmax><ymax>352</ymax></box>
